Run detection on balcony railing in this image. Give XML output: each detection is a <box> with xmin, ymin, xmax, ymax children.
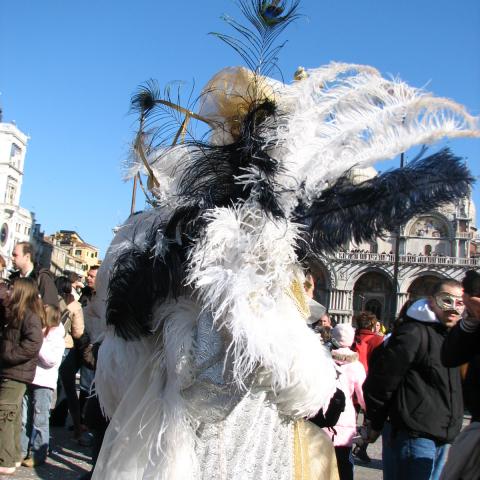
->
<box><xmin>333</xmin><ymin>251</ymin><xmax>480</xmax><ymax>267</ymax></box>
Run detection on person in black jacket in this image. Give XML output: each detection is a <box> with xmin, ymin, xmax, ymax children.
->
<box><xmin>442</xmin><ymin>270</ymin><xmax>480</xmax><ymax>365</ymax></box>
<box><xmin>10</xmin><ymin>242</ymin><xmax>59</xmax><ymax>308</ymax></box>
<box><xmin>439</xmin><ymin>270</ymin><xmax>480</xmax><ymax>480</ymax></box>
<box><xmin>442</xmin><ymin>279</ymin><xmax>480</xmax><ymax>422</ymax></box>
<box><xmin>363</xmin><ymin>279</ymin><xmax>465</xmax><ymax>480</ymax></box>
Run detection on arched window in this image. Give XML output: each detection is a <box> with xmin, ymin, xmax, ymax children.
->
<box><xmin>353</xmin><ymin>271</ymin><xmax>393</xmax><ymax>322</ymax></box>
<box><xmin>424</xmin><ymin>244</ymin><xmax>432</xmax><ymax>256</ymax></box>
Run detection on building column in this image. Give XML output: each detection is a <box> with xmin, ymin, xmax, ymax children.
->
<box><xmin>329</xmin><ymin>289</ymin><xmax>352</xmax><ymax>311</ymax></box>
<box><xmin>328</xmin><ymin>289</ymin><xmax>353</xmax><ymax>324</ymax></box>
<box><xmin>396</xmin><ymin>292</ymin><xmax>410</xmax><ymax>317</ymax></box>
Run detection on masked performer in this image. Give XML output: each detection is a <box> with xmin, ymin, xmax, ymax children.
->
<box><xmin>91</xmin><ymin>1</ymin><xmax>479</xmax><ymax>479</ymax></box>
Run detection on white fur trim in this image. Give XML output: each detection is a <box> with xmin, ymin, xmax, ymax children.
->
<box><xmin>188</xmin><ymin>205</ymin><xmax>337</xmax><ymax>416</ymax></box>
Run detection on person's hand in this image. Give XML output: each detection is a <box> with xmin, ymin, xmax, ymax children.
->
<box><xmin>463</xmin><ymin>294</ymin><xmax>480</xmax><ymax>321</ymax></box>
<box><xmin>362</xmin><ymin>422</ymin><xmax>381</xmax><ymax>443</ymax></box>
<box><xmin>366</xmin><ymin>427</ymin><xmax>381</xmax><ymax>443</ymax></box>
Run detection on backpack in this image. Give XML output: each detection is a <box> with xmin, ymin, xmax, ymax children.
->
<box><xmin>58</xmin><ymin>296</ymin><xmax>72</xmax><ymax>337</ymax></box>
<box><xmin>309</xmin><ymin>387</ymin><xmax>346</xmax><ymax>429</ymax></box>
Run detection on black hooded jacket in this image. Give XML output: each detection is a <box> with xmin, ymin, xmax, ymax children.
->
<box><xmin>363</xmin><ymin>299</ymin><xmax>463</xmax><ymax>444</ymax></box>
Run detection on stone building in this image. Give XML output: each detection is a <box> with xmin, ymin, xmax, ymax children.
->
<box><xmin>0</xmin><ymin>114</ymin><xmax>98</xmax><ymax>278</ymax></box>
<box><xmin>0</xmin><ymin>117</ymin><xmax>40</xmax><ymax>271</ymax></box>
<box><xmin>309</xmin><ymin>167</ymin><xmax>479</xmax><ymax>325</ymax></box>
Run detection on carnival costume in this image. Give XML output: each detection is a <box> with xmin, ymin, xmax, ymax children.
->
<box><xmin>92</xmin><ymin>2</ymin><xmax>479</xmax><ymax>479</ymax></box>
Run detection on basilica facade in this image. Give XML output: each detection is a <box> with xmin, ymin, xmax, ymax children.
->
<box><xmin>309</xmin><ymin>167</ymin><xmax>479</xmax><ymax>325</ymax></box>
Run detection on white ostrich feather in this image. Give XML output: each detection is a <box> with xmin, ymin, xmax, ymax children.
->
<box><xmin>123</xmin><ymin>156</ymin><xmax>145</xmax><ymax>180</ymax></box>
<box><xmin>95</xmin><ymin>328</ymin><xmax>152</xmax><ymax>418</ymax></box>
<box><xmin>188</xmin><ymin>205</ymin><xmax>337</xmax><ymax>416</ymax></box>
<box><xmin>93</xmin><ymin>298</ymin><xmax>201</xmax><ymax>480</ymax></box>
<box><xmin>269</xmin><ymin>62</ymin><xmax>479</xmax><ymax>208</ymax></box>
<box><xmin>123</xmin><ymin>144</ymin><xmax>199</xmax><ymax>211</ymax></box>
<box><xmin>147</xmin><ymin>146</ymin><xmax>192</xmax><ymax>208</ymax></box>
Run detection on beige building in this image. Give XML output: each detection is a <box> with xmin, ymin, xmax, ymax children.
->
<box><xmin>51</xmin><ymin>230</ymin><xmax>100</xmax><ymax>272</ymax></box>
<box><xmin>41</xmin><ymin>236</ymin><xmax>85</xmax><ymax>277</ymax></box>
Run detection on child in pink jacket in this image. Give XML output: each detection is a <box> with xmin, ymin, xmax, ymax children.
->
<box><xmin>21</xmin><ymin>305</ymin><xmax>64</xmax><ymax>467</ymax></box>
<box><xmin>325</xmin><ymin>323</ymin><xmax>366</xmax><ymax>480</ymax></box>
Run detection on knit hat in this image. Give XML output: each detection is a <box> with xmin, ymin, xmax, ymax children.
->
<box><xmin>331</xmin><ymin>323</ymin><xmax>355</xmax><ymax>348</ymax></box>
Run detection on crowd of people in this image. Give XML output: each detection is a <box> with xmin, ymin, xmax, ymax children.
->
<box><xmin>340</xmin><ymin>249</ymin><xmax>466</xmax><ymax>263</ymax></box>
<box><xmin>0</xmin><ymin>241</ymin><xmax>99</xmax><ymax>477</ymax></box>
<box><xmin>2</xmin><ymin>0</ymin><xmax>479</xmax><ymax>477</ymax></box>
<box><xmin>0</xmin><ymin>241</ymin><xmax>479</xmax><ymax>480</ymax></box>
<box><xmin>307</xmin><ymin>272</ymin><xmax>480</xmax><ymax>480</ymax></box>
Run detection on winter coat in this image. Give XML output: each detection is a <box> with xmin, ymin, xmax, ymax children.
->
<box><xmin>442</xmin><ymin>317</ymin><xmax>480</xmax><ymax>367</ymax></box>
<box><xmin>324</xmin><ymin>347</ymin><xmax>366</xmax><ymax>446</ymax></box>
<box><xmin>32</xmin><ymin>323</ymin><xmax>65</xmax><ymax>389</ymax></box>
<box><xmin>363</xmin><ymin>299</ymin><xmax>463</xmax><ymax>444</ymax></box>
<box><xmin>0</xmin><ymin>310</ymin><xmax>43</xmax><ymax>383</ymax></box>
<box><xmin>65</xmin><ymin>299</ymin><xmax>85</xmax><ymax>349</ymax></box>
<box><xmin>442</xmin><ymin>317</ymin><xmax>480</xmax><ymax>422</ymax></box>
<box><xmin>9</xmin><ymin>267</ymin><xmax>59</xmax><ymax>307</ymax></box>
<box><xmin>352</xmin><ymin>328</ymin><xmax>383</xmax><ymax>373</ymax></box>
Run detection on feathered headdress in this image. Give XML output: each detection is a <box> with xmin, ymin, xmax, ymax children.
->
<box><xmin>110</xmin><ymin>0</ymin><xmax>478</xmax><ymax>341</ymax></box>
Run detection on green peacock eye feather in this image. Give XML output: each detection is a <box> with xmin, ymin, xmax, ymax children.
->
<box><xmin>260</xmin><ymin>1</ymin><xmax>285</xmax><ymax>25</ymax></box>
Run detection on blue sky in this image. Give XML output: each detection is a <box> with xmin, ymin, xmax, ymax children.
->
<box><xmin>1</xmin><ymin>0</ymin><xmax>479</xmax><ymax>257</ymax></box>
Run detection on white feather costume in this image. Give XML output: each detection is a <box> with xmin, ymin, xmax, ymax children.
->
<box><xmin>93</xmin><ymin>2</ymin><xmax>478</xmax><ymax>480</ymax></box>
<box><xmin>93</xmin><ymin>204</ymin><xmax>339</xmax><ymax>480</ymax></box>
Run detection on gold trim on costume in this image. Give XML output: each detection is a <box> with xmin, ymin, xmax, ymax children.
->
<box><xmin>294</xmin><ymin>420</ymin><xmax>340</xmax><ymax>480</ymax></box>
<box><xmin>294</xmin><ymin>421</ymin><xmax>312</xmax><ymax>480</ymax></box>
<box><xmin>286</xmin><ymin>278</ymin><xmax>311</xmax><ymax>319</ymax></box>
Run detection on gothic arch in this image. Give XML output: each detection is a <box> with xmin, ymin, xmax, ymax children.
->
<box><xmin>352</xmin><ymin>269</ymin><xmax>394</xmax><ymax>321</ymax></box>
<box><xmin>308</xmin><ymin>257</ymin><xmax>336</xmax><ymax>309</ymax></box>
<box><xmin>308</xmin><ymin>257</ymin><xmax>337</xmax><ymax>290</ymax></box>
<box><xmin>345</xmin><ymin>265</ymin><xmax>393</xmax><ymax>291</ymax></box>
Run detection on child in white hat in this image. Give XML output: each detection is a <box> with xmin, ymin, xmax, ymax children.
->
<box><xmin>326</xmin><ymin>323</ymin><xmax>367</xmax><ymax>480</ymax></box>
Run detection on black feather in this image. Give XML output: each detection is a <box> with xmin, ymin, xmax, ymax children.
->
<box><xmin>113</xmin><ymin>99</ymin><xmax>288</xmax><ymax>340</ymax></box>
<box><xmin>130</xmin><ymin>80</ymin><xmax>161</xmax><ymax>116</ymax></box>
<box><xmin>177</xmin><ymin>99</ymin><xmax>287</xmax><ymax>218</ymax></box>
<box><xmin>106</xmin><ymin>246</ymin><xmax>156</xmax><ymax>340</ymax></box>
<box><xmin>210</xmin><ymin>0</ymin><xmax>300</xmax><ymax>77</ymax></box>
<box><xmin>107</xmin><ymin>205</ymin><xmax>207</xmax><ymax>341</ymax></box>
<box><xmin>131</xmin><ymin>80</ymin><xmax>200</xmax><ymax>156</ymax></box>
<box><xmin>296</xmin><ymin>149</ymin><xmax>475</xmax><ymax>252</ymax></box>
